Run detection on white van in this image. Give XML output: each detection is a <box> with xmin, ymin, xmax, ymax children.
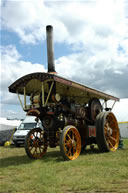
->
<box><xmin>13</xmin><ymin>116</ymin><xmax>43</xmax><ymax>147</ymax></box>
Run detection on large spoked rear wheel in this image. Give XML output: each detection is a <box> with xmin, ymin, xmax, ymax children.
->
<box><xmin>25</xmin><ymin>128</ymin><xmax>47</xmax><ymax>159</ymax></box>
<box><xmin>60</xmin><ymin>125</ymin><xmax>81</xmax><ymax>161</ymax></box>
<box><xmin>96</xmin><ymin>112</ymin><xmax>119</xmax><ymax>152</ymax></box>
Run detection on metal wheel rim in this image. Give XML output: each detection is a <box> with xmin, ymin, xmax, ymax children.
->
<box><xmin>27</xmin><ymin>129</ymin><xmax>47</xmax><ymax>159</ymax></box>
<box><xmin>63</xmin><ymin>127</ymin><xmax>81</xmax><ymax>160</ymax></box>
<box><xmin>104</xmin><ymin>112</ymin><xmax>119</xmax><ymax>152</ymax></box>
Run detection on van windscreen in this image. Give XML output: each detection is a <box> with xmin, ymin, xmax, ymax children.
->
<box><xmin>18</xmin><ymin>123</ymin><xmax>37</xmax><ymax>130</ymax></box>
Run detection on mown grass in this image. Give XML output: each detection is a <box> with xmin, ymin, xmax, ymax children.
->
<box><xmin>0</xmin><ymin>139</ymin><xmax>128</xmax><ymax>193</ymax></box>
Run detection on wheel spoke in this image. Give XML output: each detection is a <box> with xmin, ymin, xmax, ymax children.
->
<box><xmin>109</xmin><ymin>119</ymin><xmax>114</xmax><ymax>127</ymax></box>
<box><xmin>72</xmin><ymin>133</ymin><xmax>75</xmax><ymax>140</ymax></box>
<box><xmin>67</xmin><ymin>133</ymin><xmax>71</xmax><ymax>140</ymax></box>
<box><xmin>65</xmin><ymin>141</ymin><xmax>71</xmax><ymax>146</ymax></box>
<box><xmin>104</xmin><ymin>125</ymin><xmax>108</xmax><ymax>131</ymax></box>
<box><xmin>107</xmin><ymin>138</ymin><xmax>114</xmax><ymax>148</ymax></box>
<box><xmin>67</xmin><ymin>149</ymin><xmax>72</xmax><ymax>156</ymax></box>
<box><xmin>32</xmin><ymin>148</ymin><xmax>36</xmax><ymax>156</ymax></box>
<box><xmin>65</xmin><ymin>140</ymin><xmax>71</xmax><ymax>148</ymax></box>
<box><xmin>109</xmin><ymin>135</ymin><xmax>117</xmax><ymax>142</ymax></box>
<box><xmin>107</xmin><ymin>116</ymin><xmax>113</xmax><ymax>124</ymax></box>
<box><xmin>112</xmin><ymin>129</ymin><xmax>118</xmax><ymax>131</ymax></box>
<box><xmin>104</xmin><ymin>126</ymin><xmax>108</xmax><ymax>134</ymax></box>
<box><xmin>33</xmin><ymin>133</ymin><xmax>36</xmax><ymax>138</ymax></box>
<box><xmin>29</xmin><ymin>144</ymin><xmax>34</xmax><ymax>151</ymax></box>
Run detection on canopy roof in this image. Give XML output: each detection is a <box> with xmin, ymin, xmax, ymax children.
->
<box><xmin>9</xmin><ymin>72</ymin><xmax>119</xmax><ymax>102</ymax></box>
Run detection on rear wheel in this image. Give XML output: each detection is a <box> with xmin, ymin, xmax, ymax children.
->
<box><xmin>25</xmin><ymin>128</ymin><xmax>47</xmax><ymax>159</ymax></box>
<box><xmin>60</xmin><ymin>125</ymin><xmax>81</xmax><ymax>160</ymax></box>
<box><xmin>96</xmin><ymin>112</ymin><xmax>119</xmax><ymax>152</ymax></box>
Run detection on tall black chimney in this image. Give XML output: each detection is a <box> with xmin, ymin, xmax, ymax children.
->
<box><xmin>46</xmin><ymin>25</ymin><xmax>56</xmax><ymax>74</ymax></box>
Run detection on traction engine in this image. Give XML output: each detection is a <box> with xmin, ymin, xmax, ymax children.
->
<box><xmin>9</xmin><ymin>26</ymin><xmax>120</xmax><ymax>160</ymax></box>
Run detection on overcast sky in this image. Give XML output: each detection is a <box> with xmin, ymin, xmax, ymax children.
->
<box><xmin>0</xmin><ymin>0</ymin><xmax>128</xmax><ymax>121</ymax></box>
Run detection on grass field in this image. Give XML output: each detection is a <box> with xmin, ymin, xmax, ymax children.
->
<box><xmin>0</xmin><ymin>139</ymin><xmax>128</xmax><ymax>193</ymax></box>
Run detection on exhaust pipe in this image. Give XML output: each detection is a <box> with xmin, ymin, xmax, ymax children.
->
<box><xmin>46</xmin><ymin>25</ymin><xmax>56</xmax><ymax>74</ymax></box>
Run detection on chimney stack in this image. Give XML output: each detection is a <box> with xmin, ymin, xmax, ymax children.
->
<box><xmin>46</xmin><ymin>25</ymin><xmax>56</xmax><ymax>74</ymax></box>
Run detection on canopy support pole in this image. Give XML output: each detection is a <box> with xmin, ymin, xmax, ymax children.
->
<box><xmin>17</xmin><ymin>91</ymin><xmax>24</xmax><ymax>110</ymax></box>
<box><xmin>45</xmin><ymin>81</ymin><xmax>54</xmax><ymax>106</ymax></box>
<box><xmin>42</xmin><ymin>83</ymin><xmax>45</xmax><ymax>106</ymax></box>
<box><xmin>24</xmin><ymin>87</ymin><xmax>26</xmax><ymax>109</ymax></box>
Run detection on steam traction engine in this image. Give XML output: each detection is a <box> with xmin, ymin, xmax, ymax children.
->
<box><xmin>9</xmin><ymin>26</ymin><xmax>120</xmax><ymax>160</ymax></box>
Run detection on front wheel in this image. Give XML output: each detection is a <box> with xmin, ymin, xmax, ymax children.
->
<box><xmin>60</xmin><ymin>125</ymin><xmax>81</xmax><ymax>160</ymax></box>
<box><xmin>25</xmin><ymin>128</ymin><xmax>47</xmax><ymax>159</ymax></box>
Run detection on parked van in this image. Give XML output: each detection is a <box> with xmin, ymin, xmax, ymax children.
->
<box><xmin>13</xmin><ymin>116</ymin><xmax>43</xmax><ymax>147</ymax></box>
